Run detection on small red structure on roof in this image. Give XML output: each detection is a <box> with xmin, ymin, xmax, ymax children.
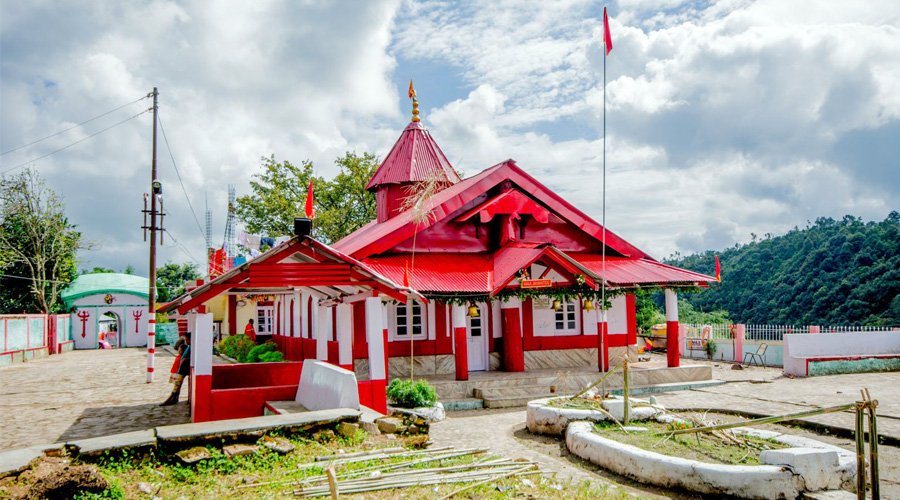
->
<box><xmin>366</xmin><ymin>87</ymin><xmax>461</xmax><ymax>223</ymax></box>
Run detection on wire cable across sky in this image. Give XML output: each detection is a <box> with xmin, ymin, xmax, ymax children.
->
<box><xmin>0</xmin><ymin>109</ymin><xmax>150</xmax><ymax>175</ymax></box>
<box><xmin>0</xmin><ymin>94</ymin><xmax>148</xmax><ymax>156</ymax></box>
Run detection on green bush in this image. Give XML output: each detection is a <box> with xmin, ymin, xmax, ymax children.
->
<box><xmin>246</xmin><ymin>342</ymin><xmax>277</xmax><ymax>363</ymax></box>
<box><xmin>258</xmin><ymin>351</ymin><xmax>284</xmax><ymax>362</ymax></box>
<box><xmin>386</xmin><ymin>379</ymin><xmax>438</xmax><ymax>408</ymax></box>
<box><xmin>218</xmin><ymin>334</ymin><xmax>256</xmax><ymax>362</ymax></box>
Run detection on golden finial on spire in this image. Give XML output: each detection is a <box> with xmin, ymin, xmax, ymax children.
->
<box><xmin>408</xmin><ymin>79</ymin><xmax>420</xmax><ymax>122</ymax></box>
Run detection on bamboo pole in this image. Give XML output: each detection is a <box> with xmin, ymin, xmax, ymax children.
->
<box><xmin>437</xmin><ymin>465</ymin><xmax>534</xmax><ymax>500</ymax></box>
<box><xmin>623</xmin><ymin>358</ymin><xmax>630</xmax><ymax>426</ymax></box>
<box><xmin>669</xmin><ymin>403</ymin><xmax>856</xmax><ymax>436</ymax></box>
<box><xmin>856</xmin><ymin>402</ymin><xmax>866</xmax><ymax>499</ymax></box>
<box><xmin>865</xmin><ymin>390</ymin><xmax>880</xmax><ymax>500</ymax></box>
<box><xmin>325</xmin><ymin>465</ymin><xmax>338</xmax><ymax>499</ymax></box>
<box><xmin>315</xmin><ymin>447</ymin><xmax>405</xmax><ymax>461</ymax></box>
<box><xmin>571</xmin><ymin>361</ymin><xmax>622</xmax><ymax>399</ymax></box>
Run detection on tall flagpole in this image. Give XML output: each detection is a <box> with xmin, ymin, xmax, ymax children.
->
<box><xmin>600</xmin><ymin>6</ymin><xmax>609</xmax><ymax>372</ymax></box>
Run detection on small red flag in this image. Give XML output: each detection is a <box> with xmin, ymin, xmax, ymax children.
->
<box><xmin>715</xmin><ymin>255</ymin><xmax>721</xmax><ymax>282</ymax></box>
<box><xmin>304</xmin><ymin>180</ymin><xmax>315</xmax><ymax>219</ymax></box>
<box><xmin>408</xmin><ymin>80</ymin><xmax>416</xmax><ymax>99</ymax></box>
<box><xmin>403</xmin><ymin>262</ymin><xmax>410</xmax><ymax>287</ymax></box>
<box><xmin>603</xmin><ymin>7</ymin><xmax>613</xmax><ymax>55</ymax></box>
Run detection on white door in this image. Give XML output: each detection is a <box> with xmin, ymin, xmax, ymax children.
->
<box><xmin>466</xmin><ymin>303</ymin><xmax>487</xmax><ymax>371</ymax></box>
<box><xmin>257</xmin><ymin>306</ymin><xmax>274</xmax><ymax>335</ymax></box>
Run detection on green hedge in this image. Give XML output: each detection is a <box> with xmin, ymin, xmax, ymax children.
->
<box><xmin>386</xmin><ymin>379</ymin><xmax>438</xmax><ymax>408</ymax></box>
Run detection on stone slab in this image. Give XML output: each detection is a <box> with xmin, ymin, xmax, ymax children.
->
<box><xmin>67</xmin><ymin>429</ymin><xmax>157</xmax><ymax>457</ymax></box>
<box><xmin>0</xmin><ymin>447</ymin><xmax>44</xmax><ymax>476</ymax></box>
<box><xmin>296</xmin><ymin>360</ymin><xmax>359</xmax><ymax>411</ymax></box>
<box><xmin>156</xmin><ymin>408</ymin><xmax>360</xmax><ymax>446</ymax></box>
<box><xmin>359</xmin><ymin>404</ymin><xmax>385</xmax><ymax>423</ymax></box>
<box><xmin>265</xmin><ymin>400</ymin><xmax>309</xmax><ymax>415</ymax></box>
<box><xmin>442</xmin><ymin>398</ymin><xmax>484</xmax><ymax>411</ymax></box>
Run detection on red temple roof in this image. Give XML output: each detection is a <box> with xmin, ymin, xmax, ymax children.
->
<box><xmin>361</xmin><ymin>249</ymin><xmax>714</xmax><ymax>295</ymax></box>
<box><xmin>365</xmin><ymin>121</ymin><xmax>461</xmax><ymax>191</ymax></box>
<box><xmin>336</xmin><ymin>159</ymin><xmax>648</xmax><ymax>260</ymax></box>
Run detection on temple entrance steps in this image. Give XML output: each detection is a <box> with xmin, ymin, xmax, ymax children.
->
<box><xmin>422</xmin><ymin>364</ymin><xmax>721</xmax><ymax>410</ymax></box>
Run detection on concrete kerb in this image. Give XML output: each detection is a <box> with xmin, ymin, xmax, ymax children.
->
<box><xmin>567</xmin><ymin>421</ymin><xmax>795</xmax><ymax>499</ymax></box>
<box><xmin>1</xmin><ymin>408</ymin><xmax>362</xmax><ymax>476</ymax></box>
<box><xmin>669</xmin><ymin>406</ymin><xmax>900</xmax><ymax>447</ymax></box>
<box><xmin>526</xmin><ymin>395</ymin><xmax>662</xmax><ymax>436</ymax></box>
<box><xmin>565</xmin><ymin>421</ymin><xmax>857</xmax><ymax>498</ymax></box>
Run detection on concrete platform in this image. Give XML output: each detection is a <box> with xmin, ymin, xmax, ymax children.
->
<box><xmin>156</xmin><ymin>408</ymin><xmax>360</xmax><ymax>446</ymax></box>
<box><xmin>425</xmin><ymin>363</ymin><xmax>713</xmax><ymax>408</ymax></box>
<box><xmin>66</xmin><ymin>429</ymin><xmax>157</xmax><ymax>457</ymax></box>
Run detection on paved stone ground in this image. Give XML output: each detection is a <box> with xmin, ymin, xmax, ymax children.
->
<box><xmin>0</xmin><ymin>348</ymin><xmax>190</xmax><ymax>451</ymax></box>
<box><xmin>430</xmin><ymin>358</ymin><xmax>900</xmax><ymax>498</ymax></box>
<box><xmin>2</xmin><ymin>348</ymin><xmax>897</xmax><ymax>496</ymax></box>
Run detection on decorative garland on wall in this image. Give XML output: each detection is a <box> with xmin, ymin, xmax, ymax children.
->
<box><xmin>421</xmin><ymin>274</ymin><xmax>702</xmax><ymax>309</ymax></box>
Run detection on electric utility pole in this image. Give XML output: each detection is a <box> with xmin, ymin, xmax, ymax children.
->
<box><xmin>143</xmin><ymin>87</ymin><xmax>162</xmax><ymax>383</ymax></box>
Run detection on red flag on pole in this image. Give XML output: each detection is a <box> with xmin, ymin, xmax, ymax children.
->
<box><xmin>304</xmin><ymin>180</ymin><xmax>315</xmax><ymax>219</ymax></box>
<box><xmin>603</xmin><ymin>6</ymin><xmax>613</xmax><ymax>55</ymax></box>
<box><xmin>715</xmin><ymin>255</ymin><xmax>721</xmax><ymax>282</ymax></box>
<box><xmin>403</xmin><ymin>261</ymin><xmax>410</xmax><ymax>287</ymax></box>
<box><xmin>408</xmin><ymin>80</ymin><xmax>416</xmax><ymax>99</ymax></box>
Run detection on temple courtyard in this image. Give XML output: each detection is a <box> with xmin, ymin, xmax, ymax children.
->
<box><xmin>1</xmin><ymin>348</ymin><xmax>898</xmax><ymax>496</ymax></box>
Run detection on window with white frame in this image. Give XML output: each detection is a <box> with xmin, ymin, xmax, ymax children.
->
<box><xmin>257</xmin><ymin>305</ymin><xmax>274</xmax><ymax>335</ymax></box>
<box><xmin>554</xmin><ymin>299</ymin><xmax>578</xmax><ymax>334</ymax></box>
<box><xmin>392</xmin><ymin>300</ymin><xmax>426</xmax><ymax>340</ymax></box>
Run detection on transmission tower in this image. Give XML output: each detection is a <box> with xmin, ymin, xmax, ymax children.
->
<box><xmin>224</xmin><ymin>184</ymin><xmax>237</xmax><ymax>262</ymax></box>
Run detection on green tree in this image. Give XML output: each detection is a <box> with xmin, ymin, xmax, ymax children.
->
<box><xmin>0</xmin><ymin>169</ymin><xmax>82</xmax><ymax>313</ymax></box>
<box><xmin>82</xmin><ymin>266</ymin><xmax>116</xmax><ymax>274</ymax></box>
<box><xmin>667</xmin><ymin>212</ymin><xmax>900</xmax><ymax>326</ymax></box>
<box><xmin>234</xmin><ymin>152</ymin><xmax>378</xmax><ymax>243</ymax></box>
<box><xmin>316</xmin><ymin>152</ymin><xmax>378</xmax><ymax>243</ymax></box>
<box><xmin>235</xmin><ymin>155</ymin><xmax>318</xmax><ymax>238</ymax></box>
<box><xmin>634</xmin><ymin>289</ymin><xmax>665</xmax><ymax>334</ymax></box>
<box><xmin>156</xmin><ymin>262</ymin><xmax>202</xmax><ymax>302</ymax></box>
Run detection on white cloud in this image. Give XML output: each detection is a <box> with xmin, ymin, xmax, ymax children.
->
<box><xmin>0</xmin><ymin>0</ymin><xmax>897</xmax><ymax>274</ymax></box>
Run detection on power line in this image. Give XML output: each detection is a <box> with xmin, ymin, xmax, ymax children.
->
<box><xmin>157</xmin><ymin>111</ymin><xmax>206</xmax><ymax>242</ymax></box>
<box><xmin>1</xmin><ymin>94</ymin><xmax>149</xmax><ymax>156</ymax></box>
<box><xmin>163</xmin><ymin>228</ymin><xmax>202</xmax><ymax>266</ymax></box>
<box><xmin>0</xmin><ymin>109</ymin><xmax>151</xmax><ymax>175</ymax></box>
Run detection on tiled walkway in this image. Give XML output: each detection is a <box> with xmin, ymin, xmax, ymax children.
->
<box><xmin>0</xmin><ymin>348</ymin><xmax>190</xmax><ymax>450</ymax></box>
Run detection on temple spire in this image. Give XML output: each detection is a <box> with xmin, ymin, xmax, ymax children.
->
<box><xmin>408</xmin><ymin>80</ymin><xmax>420</xmax><ymax>123</ymax></box>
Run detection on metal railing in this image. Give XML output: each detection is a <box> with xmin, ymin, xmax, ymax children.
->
<box><xmin>682</xmin><ymin>323</ymin><xmax>898</xmax><ymax>342</ymax></box>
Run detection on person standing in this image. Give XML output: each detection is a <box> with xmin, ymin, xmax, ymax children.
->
<box><xmin>244</xmin><ymin>318</ymin><xmax>257</xmax><ymax>342</ymax></box>
<box><xmin>161</xmin><ymin>333</ymin><xmax>191</xmax><ymax>406</ymax></box>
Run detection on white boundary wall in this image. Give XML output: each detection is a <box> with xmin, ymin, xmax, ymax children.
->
<box><xmin>783</xmin><ymin>331</ymin><xmax>900</xmax><ymax>376</ymax></box>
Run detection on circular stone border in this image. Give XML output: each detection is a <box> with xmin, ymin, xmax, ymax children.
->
<box><xmin>565</xmin><ymin>421</ymin><xmax>857</xmax><ymax>498</ymax></box>
<box><xmin>525</xmin><ymin>395</ymin><xmax>662</xmax><ymax>436</ymax></box>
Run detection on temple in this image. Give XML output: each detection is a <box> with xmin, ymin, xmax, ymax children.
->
<box><xmin>161</xmin><ymin>90</ymin><xmax>715</xmax><ymax>421</ymax></box>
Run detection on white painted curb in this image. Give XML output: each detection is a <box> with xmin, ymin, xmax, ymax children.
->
<box><xmin>566</xmin><ymin>421</ymin><xmax>800</xmax><ymax>499</ymax></box>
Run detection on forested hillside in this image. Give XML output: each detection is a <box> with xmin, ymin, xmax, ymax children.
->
<box><xmin>665</xmin><ymin>213</ymin><xmax>900</xmax><ymax>326</ymax></box>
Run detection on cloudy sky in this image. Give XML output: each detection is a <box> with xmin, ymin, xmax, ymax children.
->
<box><xmin>1</xmin><ymin>0</ymin><xmax>898</xmax><ymax>274</ymax></box>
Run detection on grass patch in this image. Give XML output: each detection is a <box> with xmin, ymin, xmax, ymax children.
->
<box><xmin>85</xmin><ymin>428</ymin><xmax>622</xmax><ymax>499</ymax></box>
<box><xmin>593</xmin><ymin>419</ymin><xmax>789</xmax><ymax>466</ymax></box>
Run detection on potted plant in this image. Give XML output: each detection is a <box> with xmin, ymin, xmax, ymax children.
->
<box><xmin>704</xmin><ymin>338</ymin><xmax>717</xmax><ymax>360</ymax></box>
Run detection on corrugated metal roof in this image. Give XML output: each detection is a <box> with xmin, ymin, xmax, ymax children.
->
<box><xmin>61</xmin><ymin>273</ymin><xmax>150</xmax><ymax>306</ymax></box>
<box><xmin>361</xmin><ymin>249</ymin><xmax>714</xmax><ymax>295</ymax></box>
<box><xmin>365</xmin><ymin>121</ymin><xmax>461</xmax><ymax>190</ymax></box>
<box><xmin>362</xmin><ymin>253</ymin><xmax>493</xmax><ymax>293</ymax></box>
<box><xmin>335</xmin><ymin>159</ymin><xmax>650</xmax><ymax>261</ymax></box>
<box><xmin>571</xmin><ymin>254</ymin><xmax>716</xmax><ymax>286</ymax></box>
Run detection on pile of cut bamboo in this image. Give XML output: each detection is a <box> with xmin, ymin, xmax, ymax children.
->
<box><xmin>290</xmin><ymin>446</ymin><xmax>542</xmax><ymax>498</ymax></box>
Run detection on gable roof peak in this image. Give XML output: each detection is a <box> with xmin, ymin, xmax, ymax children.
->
<box><xmin>366</xmin><ymin>119</ymin><xmax>461</xmax><ymax>191</ymax></box>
